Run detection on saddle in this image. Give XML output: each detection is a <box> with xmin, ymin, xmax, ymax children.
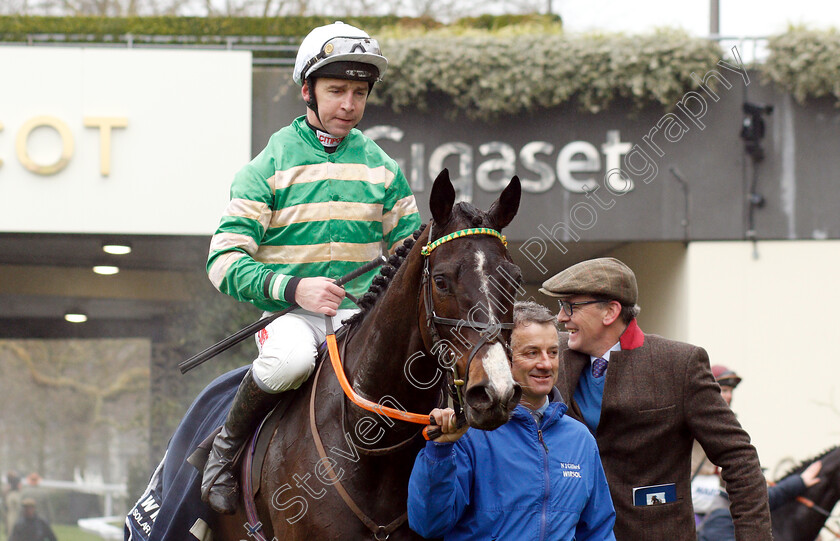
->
<box><xmin>186</xmin><ymin>324</ymin><xmax>354</xmax><ymax>503</ymax></box>
<box><xmin>186</xmin><ymin>393</ymin><xmax>291</xmax><ymax>491</ymax></box>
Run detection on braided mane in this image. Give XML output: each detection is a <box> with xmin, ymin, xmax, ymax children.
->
<box><xmin>342</xmin><ymin>223</ymin><xmax>427</xmax><ymax>327</ymax></box>
<box><xmin>779</xmin><ymin>445</ymin><xmax>840</xmax><ymax>479</ymax></box>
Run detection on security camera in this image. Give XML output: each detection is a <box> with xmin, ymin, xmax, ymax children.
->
<box><xmin>740</xmin><ymin>102</ymin><xmax>773</xmax><ymax>161</ymax></box>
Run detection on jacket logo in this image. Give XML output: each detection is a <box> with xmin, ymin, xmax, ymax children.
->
<box><xmin>561</xmin><ymin>462</ymin><xmax>582</xmax><ymax>478</ymax></box>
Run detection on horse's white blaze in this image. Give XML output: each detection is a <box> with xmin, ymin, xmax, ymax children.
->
<box><xmin>474</xmin><ymin>251</ymin><xmax>512</xmax><ymax>398</ymax></box>
<box><xmin>481</xmin><ymin>342</ymin><xmax>515</xmax><ymax>397</ymax></box>
<box><xmin>474</xmin><ymin>251</ymin><xmax>494</xmax><ymax>320</ymax></box>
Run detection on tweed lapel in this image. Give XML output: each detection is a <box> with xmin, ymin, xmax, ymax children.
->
<box><xmin>597</xmin><ymin>321</ymin><xmax>646</xmax><ymax>413</ymax></box>
<box><xmin>600</xmin><ymin>348</ymin><xmax>632</xmax><ymax>410</ymax></box>
<box><xmin>559</xmin><ymin>321</ymin><xmax>646</xmax><ymax>418</ymax></box>
<box><xmin>561</xmin><ymin>347</ymin><xmax>589</xmax><ymax>416</ymax></box>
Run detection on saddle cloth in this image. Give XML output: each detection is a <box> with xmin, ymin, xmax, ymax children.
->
<box><xmin>125</xmin><ymin>366</ymin><xmax>248</xmax><ymax>541</ymax></box>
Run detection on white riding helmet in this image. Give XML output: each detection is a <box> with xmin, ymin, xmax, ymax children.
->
<box><xmin>293</xmin><ymin>22</ymin><xmax>388</xmax><ymax>85</ymax></box>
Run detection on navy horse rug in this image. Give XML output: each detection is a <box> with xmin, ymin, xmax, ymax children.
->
<box><xmin>125</xmin><ymin>365</ymin><xmax>249</xmax><ymax>541</ymax></box>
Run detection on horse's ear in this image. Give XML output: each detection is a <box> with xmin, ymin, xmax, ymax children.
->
<box><xmin>488</xmin><ymin>176</ymin><xmax>521</xmax><ymax>230</ymax></box>
<box><xmin>429</xmin><ymin>169</ymin><xmax>455</xmax><ymax>224</ymax></box>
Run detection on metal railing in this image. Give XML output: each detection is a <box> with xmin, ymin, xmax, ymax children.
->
<box><xmin>0</xmin><ymin>32</ymin><xmax>301</xmax><ymax>65</ymax></box>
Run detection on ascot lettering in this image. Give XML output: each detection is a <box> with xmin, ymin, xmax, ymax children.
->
<box><xmin>367</xmin><ymin>127</ymin><xmax>634</xmax><ymax>201</ymax></box>
<box><xmin>0</xmin><ymin>115</ymin><xmax>127</xmax><ymax>176</ymax></box>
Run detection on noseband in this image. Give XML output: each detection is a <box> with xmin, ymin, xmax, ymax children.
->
<box><xmin>420</xmin><ymin>224</ymin><xmax>515</xmax><ymax>412</ymax></box>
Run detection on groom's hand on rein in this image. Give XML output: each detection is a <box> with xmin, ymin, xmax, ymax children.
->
<box><xmin>428</xmin><ymin>408</ymin><xmax>469</xmax><ymax>443</ymax></box>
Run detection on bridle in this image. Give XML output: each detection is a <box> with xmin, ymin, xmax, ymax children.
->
<box><xmin>420</xmin><ymin>222</ymin><xmax>515</xmax><ymax>416</ymax></box>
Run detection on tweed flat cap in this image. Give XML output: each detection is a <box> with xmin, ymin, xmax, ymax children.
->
<box><xmin>539</xmin><ymin>257</ymin><xmax>638</xmax><ymax>305</ymax></box>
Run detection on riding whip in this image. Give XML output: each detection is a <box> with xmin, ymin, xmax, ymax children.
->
<box><xmin>178</xmin><ymin>255</ymin><xmax>387</xmax><ymax>374</ymax></box>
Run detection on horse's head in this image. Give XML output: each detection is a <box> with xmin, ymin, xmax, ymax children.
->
<box><xmin>419</xmin><ymin>169</ymin><xmax>523</xmax><ymax>430</ymax></box>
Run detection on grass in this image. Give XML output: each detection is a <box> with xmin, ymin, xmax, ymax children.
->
<box><xmin>52</xmin><ymin>524</ymin><xmax>106</xmax><ymax>541</ymax></box>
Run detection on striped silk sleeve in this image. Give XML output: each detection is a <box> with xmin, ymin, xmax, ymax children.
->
<box><xmin>382</xmin><ymin>168</ymin><xmax>422</xmax><ymax>253</ymax></box>
<box><xmin>206</xmin><ymin>162</ymin><xmax>293</xmax><ymax>307</ymax></box>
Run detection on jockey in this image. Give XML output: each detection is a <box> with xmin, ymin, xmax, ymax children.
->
<box><xmin>201</xmin><ymin>21</ymin><xmax>421</xmax><ymax>514</ymax></box>
<box><xmin>711</xmin><ymin>364</ymin><xmax>742</xmax><ymax>406</ymax></box>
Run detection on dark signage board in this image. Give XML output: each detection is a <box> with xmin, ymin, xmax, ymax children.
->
<box><xmin>252</xmin><ymin>68</ymin><xmax>840</xmax><ymax>247</ymax></box>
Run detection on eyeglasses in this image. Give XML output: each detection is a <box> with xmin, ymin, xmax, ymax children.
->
<box><xmin>557</xmin><ymin>299</ymin><xmax>608</xmax><ymax>317</ymax></box>
<box><xmin>323</xmin><ymin>36</ymin><xmax>381</xmax><ymax>57</ymax></box>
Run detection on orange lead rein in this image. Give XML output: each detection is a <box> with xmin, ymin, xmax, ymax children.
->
<box><xmin>325</xmin><ymin>334</ymin><xmax>433</xmax><ymax>428</ymax></box>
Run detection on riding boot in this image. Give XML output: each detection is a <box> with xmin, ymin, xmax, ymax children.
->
<box><xmin>201</xmin><ymin>368</ymin><xmax>279</xmax><ymax>514</ymax></box>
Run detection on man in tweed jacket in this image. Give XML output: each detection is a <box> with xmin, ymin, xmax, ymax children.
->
<box><xmin>541</xmin><ymin>257</ymin><xmax>771</xmax><ymax>540</ymax></box>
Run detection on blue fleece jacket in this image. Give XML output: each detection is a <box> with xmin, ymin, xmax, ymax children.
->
<box><xmin>407</xmin><ymin>390</ymin><xmax>616</xmax><ymax>540</ymax></box>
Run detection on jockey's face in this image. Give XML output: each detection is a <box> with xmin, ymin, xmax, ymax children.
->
<box><xmin>303</xmin><ymin>77</ymin><xmax>368</xmax><ymax>138</ymax></box>
<box><xmin>720</xmin><ymin>385</ymin><xmax>734</xmax><ymax>406</ymax></box>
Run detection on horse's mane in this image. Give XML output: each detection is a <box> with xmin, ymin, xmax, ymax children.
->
<box><xmin>341</xmin><ymin>223</ymin><xmax>427</xmax><ymax>327</ymax></box>
<box><xmin>779</xmin><ymin>445</ymin><xmax>840</xmax><ymax>479</ymax></box>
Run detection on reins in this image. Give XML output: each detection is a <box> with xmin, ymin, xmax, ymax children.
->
<box><xmin>767</xmin><ymin>479</ymin><xmax>840</xmax><ymax>539</ymax></box>
<box><xmin>309</xmin><ymin>354</ymin><xmax>406</xmax><ymax>541</ymax></box>
<box><xmin>793</xmin><ymin>495</ymin><xmax>840</xmax><ymax>538</ymax></box>
<box><xmin>323</xmin><ymin>323</ymin><xmax>432</xmax><ymax>425</ymax></box>
<box><xmin>795</xmin><ymin>495</ymin><xmax>840</xmax><ymax>538</ymax></box>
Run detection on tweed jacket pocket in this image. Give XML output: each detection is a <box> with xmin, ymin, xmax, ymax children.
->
<box><xmin>636</xmin><ymin>404</ymin><xmax>676</xmax><ymax>422</ymax></box>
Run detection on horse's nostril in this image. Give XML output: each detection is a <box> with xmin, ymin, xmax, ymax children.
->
<box><xmin>465</xmin><ymin>385</ymin><xmax>493</xmax><ymax>413</ymax></box>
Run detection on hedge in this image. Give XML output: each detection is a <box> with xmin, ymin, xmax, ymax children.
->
<box><xmin>3</xmin><ymin>16</ymin><xmax>839</xmax><ymax>115</ymax></box>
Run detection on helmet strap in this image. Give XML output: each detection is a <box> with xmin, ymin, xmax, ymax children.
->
<box><xmin>304</xmin><ymin>76</ymin><xmax>323</xmax><ymax>126</ymax></box>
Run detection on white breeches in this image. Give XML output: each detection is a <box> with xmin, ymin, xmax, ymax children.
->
<box><xmin>251</xmin><ymin>308</ymin><xmax>358</xmax><ymax>393</ymax></box>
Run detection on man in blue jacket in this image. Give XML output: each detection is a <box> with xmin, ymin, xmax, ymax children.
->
<box><xmin>407</xmin><ymin>301</ymin><xmax>616</xmax><ymax>540</ymax></box>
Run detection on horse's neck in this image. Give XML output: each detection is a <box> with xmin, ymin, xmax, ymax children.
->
<box><xmin>344</xmin><ymin>248</ymin><xmax>438</xmax><ymax>416</ymax></box>
<box><xmin>772</xmin><ymin>448</ymin><xmax>840</xmax><ymax>541</ymax></box>
<box><xmin>811</xmin><ymin>450</ymin><xmax>840</xmax><ymax>527</ymax></box>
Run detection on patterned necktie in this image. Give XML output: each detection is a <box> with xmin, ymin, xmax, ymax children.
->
<box><xmin>592</xmin><ymin>357</ymin><xmax>609</xmax><ymax>378</ymax></box>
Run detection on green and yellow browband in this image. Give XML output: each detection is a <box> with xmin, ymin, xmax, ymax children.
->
<box><xmin>421</xmin><ymin>227</ymin><xmax>507</xmax><ymax>257</ymax></box>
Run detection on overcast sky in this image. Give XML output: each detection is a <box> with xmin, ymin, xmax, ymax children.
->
<box><xmin>554</xmin><ymin>0</ymin><xmax>840</xmax><ymax>37</ymax></box>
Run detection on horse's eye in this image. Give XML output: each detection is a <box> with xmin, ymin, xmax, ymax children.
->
<box><xmin>433</xmin><ymin>275</ymin><xmax>448</xmax><ymax>291</ymax></box>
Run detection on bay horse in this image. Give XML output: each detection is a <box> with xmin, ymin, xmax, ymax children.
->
<box><xmin>214</xmin><ymin>169</ymin><xmax>524</xmax><ymax>540</ymax></box>
<box><xmin>772</xmin><ymin>446</ymin><xmax>840</xmax><ymax>541</ymax></box>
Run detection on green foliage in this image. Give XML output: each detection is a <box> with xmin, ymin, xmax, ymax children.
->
<box><xmin>762</xmin><ymin>27</ymin><xmax>840</xmax><ymax>104</ymax></box>
<box><xmin>373</xmin><ymin>29</ymin><xmax>723</xmax><ymax>120</ymax></box>
<box><xmin>7</xmin><ymin>16</ymin><xmax>840</xmax><ymax>113</ymax></box>
<box><xmin>451</xmin><ymin>13</ymin><xmax>562</xmax><ymax>32</ymax></box>
<box><xmin>0</xmin><ymin>15</ymin><xmax>405</xmax><ymax>40</ymax></box>
<box><xmin>30</xmin><ymin>15</ymin><xmax>840</xmax><ymax>117</ymax></box>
